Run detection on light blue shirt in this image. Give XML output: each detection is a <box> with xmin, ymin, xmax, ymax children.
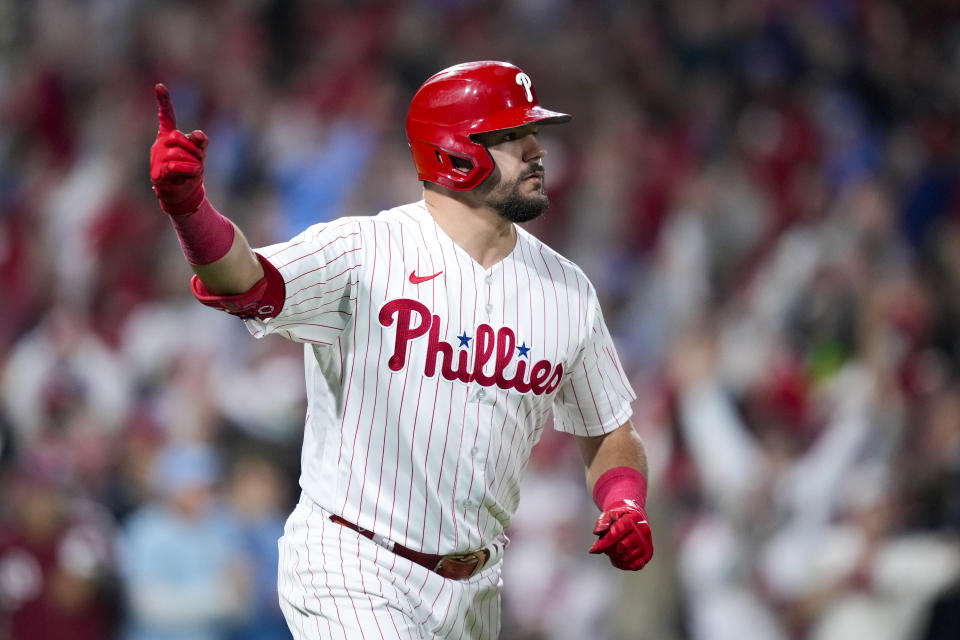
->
<box><xmin>119</xmin><ymin>504</ymin><xmax>245</xmax><ymax>640</ymax></box>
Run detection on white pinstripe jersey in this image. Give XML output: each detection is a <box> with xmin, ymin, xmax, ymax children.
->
<box><xmin>244</xmin><ymin>200</ymin><xmax>635</xmax><ymax>555</ymax></box>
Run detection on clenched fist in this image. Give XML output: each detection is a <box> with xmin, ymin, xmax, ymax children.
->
<box><xmin>150</xmin><ymin>84</ymin><xmax>207</xmax><ymax>215</ymax></box>
<box><xmin>589</xmin><ymin>498</ymin><xmax>653</xmax><ymax>571</ymax></box>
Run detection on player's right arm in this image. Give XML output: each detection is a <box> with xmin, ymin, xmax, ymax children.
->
<box><xmin>150</xmin><ymin>83</ymin><xmax>264</xmax><ymax>296</ymax></box>
<box><xmin>150</xmin><ymin>83</ymin><xmax>362</xmax><ymax>335</ymax></box>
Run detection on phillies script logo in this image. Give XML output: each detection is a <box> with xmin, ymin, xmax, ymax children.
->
<box><xmin>379</xmin><ymin>298</ymin><xmax>563</xmax><ymax>395</ymax></box>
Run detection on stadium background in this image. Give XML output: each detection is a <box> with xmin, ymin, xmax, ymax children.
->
<box><xmin>3</xmin><ymin>1</ymin><xmax>960</xmax><ymax>638</ymax></box>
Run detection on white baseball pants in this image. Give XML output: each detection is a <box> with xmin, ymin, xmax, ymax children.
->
<box><xmin>278</xmin><ymin>496</ymin><xmax>505</xmax><ymax>640</ymax></box>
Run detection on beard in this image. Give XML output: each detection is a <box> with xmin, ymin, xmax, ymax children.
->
<box><xmin>480</xmin><ymin>167</ymin><xmax>550</xmax><ymax>223</ymax></box>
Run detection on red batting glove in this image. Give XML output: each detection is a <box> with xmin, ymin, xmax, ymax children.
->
<box><xmin>589</xmin><ymin>498</ymin><xmax>653</xmax><ymax>571</ymax></box>
<box><xmin>150</xmin><ymin>84</ymin><xmax>208</xmax><ymax>215</ymax></box>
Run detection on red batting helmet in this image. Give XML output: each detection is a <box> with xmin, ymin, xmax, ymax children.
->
<box><xmin>406</xmin><ymin>61</ymin><xmax>571</xmax><ymax>191</ymax></box>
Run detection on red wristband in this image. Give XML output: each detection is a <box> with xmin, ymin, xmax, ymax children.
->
<box><xmin>169</xmin><ymin>197</ymin><xmax>236</xmax><ymax>266</ymax></box>
<box><xmin>593</xmin><ymin>466</ymin><xmax>647</xmax><ymax>511</ymax></box>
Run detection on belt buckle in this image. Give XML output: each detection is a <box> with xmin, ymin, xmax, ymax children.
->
<box><xmin>433</xmin><ymin>550</ymin><xmax>488</xmax><ymax>580</ymax></box>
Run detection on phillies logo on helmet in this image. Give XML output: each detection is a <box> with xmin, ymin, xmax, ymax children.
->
<box><xmin>515</xmin><ymin>73</ymin><xmax>533</xmax><ymax>102</ymax></box>
<box><xmin>379</xmin><ymin>298</ymin><xmax>563</xmax><ymax>395</ymax></box>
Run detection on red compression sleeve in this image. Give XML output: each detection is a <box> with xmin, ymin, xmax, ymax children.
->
<box><xmin>593</xmin><ymin>466</ymin><xmax>648</xmax><ymax>511</ymax></box>
<box><xmin>168</xmin><ymin>197</ymin><xmax>236</xmax><ymax>266</ymax></box>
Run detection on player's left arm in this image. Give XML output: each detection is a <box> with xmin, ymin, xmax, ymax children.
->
<box><xmin>576</xmin><ymin>421</ymin><xmax>653</xmax><ymax>571</ymax></box>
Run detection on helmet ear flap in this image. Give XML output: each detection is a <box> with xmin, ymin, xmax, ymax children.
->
<box><xmin>408</xmin><ymin>138</ymin><xmax>492</xmax><ymax>190</ymax></box>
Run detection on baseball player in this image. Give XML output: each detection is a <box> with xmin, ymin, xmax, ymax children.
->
<box><xmin>149</xmin><ymin>61</ymin><xmax>653</xmax><ymax>640</ymax></box>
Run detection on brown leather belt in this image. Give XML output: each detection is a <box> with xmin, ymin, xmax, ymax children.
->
<box><xmin>329</xmin><ymin>515</ymin><xmax>490</xmax><ymax>580</ymax></box>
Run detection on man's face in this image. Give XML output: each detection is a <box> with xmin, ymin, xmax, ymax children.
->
<box><xmin>472</xmin><ymin>124</ymin><xmax>549</xmax><ymax>223</ymax></box>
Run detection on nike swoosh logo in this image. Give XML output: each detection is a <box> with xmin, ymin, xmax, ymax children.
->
<box><xmin>409</xmin><ymin>270</ymin><xmax>443</xmax><ymax>284</ymax></box>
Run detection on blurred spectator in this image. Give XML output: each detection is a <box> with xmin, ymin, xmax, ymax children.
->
<box><xmin>222</xmin><ymin>450</ymin><xmax>292</xmax><ymax>640</ymax></box>
<box><xmin>1</xmin><ymin>305</ymin><xmax>133</xmax><ymax>444</ymax></box>
<box><xmin>0</xmin><ymin>450</ymin><xmax>119</xmax><ymax>640</ymax></box>
<box><xmin>773</xmin><ymin>467</ymin><xmax>960</xmax><ymax>640</ymax></box>
<box><xmin>118</xmin><ymin>443</ymin><xmax>249</xmax><ymax>640</ymax></box>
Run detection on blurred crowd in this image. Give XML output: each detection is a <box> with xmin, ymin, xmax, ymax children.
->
<box><xmin>3</xmin><ymin>0</ymin><xmax>960</xmax><ymax>639</ymax></box>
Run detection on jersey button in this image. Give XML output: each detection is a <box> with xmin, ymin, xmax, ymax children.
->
<box><xmin>477</xmin><ymin>388</ymin><xmax>487</xmax><ymax>399</ymax></box>
<box><xmin>485</xmin><ymin>276</ymin><xmax>494</xmax><ymax>286</ymax></box>
<box><xmin>484</xmin><ymin>303</ymin><xmax>493</xmax><ymax>314</ymax></box>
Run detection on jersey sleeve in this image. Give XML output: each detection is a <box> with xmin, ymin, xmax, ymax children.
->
<box><xmin>552</xmin><ymin>292</ymin><xmax>636</xmax><ymax>436</ymax></box>
<box><xmin>242</xmin><ymin>219</ymin><xmax>364</xmax><ymax>345</ymax></box>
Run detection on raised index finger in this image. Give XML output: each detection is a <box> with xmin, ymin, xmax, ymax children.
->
<box><xmin>155</xmin><ymin>83</ymin><xmax>176</xmax><ymax>133</ymax></box>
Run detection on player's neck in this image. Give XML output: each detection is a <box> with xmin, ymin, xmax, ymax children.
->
<box><xmin>423</xmin><ymin>190</ymin><xmax>516</xmax><ymax>270</ymax></box>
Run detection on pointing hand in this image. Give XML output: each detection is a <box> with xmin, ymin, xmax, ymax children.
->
<box><xmin>150</xmin><ymin>83</ymin><xmax>208</xmax><ymax>215</ymax></box>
